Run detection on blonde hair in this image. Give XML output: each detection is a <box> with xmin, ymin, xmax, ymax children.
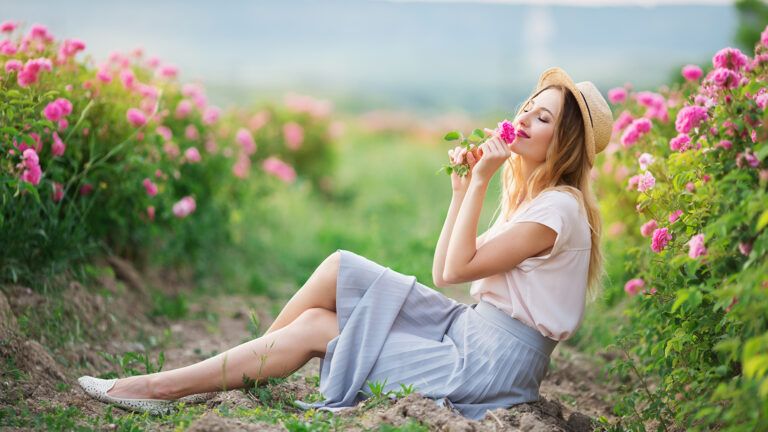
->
<box><xmin>487</xmin><ymin>84</ymin><xmax>606</xmax><ymax>303</ymax></box>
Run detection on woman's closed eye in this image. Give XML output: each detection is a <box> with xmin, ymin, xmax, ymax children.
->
<box><xmin>522</xmin><ymin>108</ymin><xmax>549</xmax><ymax>123</ymax></box>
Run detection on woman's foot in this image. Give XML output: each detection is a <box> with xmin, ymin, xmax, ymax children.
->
<box><xmin>77</xmin><ymin>376</ymin><xmax>176</xmax><ymax>415</ymax></box>
<box><xmin>105</xmin><ymin>375</ymin><xmax>169</xmax><ymax>400</ymax></box>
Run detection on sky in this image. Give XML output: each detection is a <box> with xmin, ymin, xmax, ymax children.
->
<box><xmin>385</xmin><ymin>0</ymin><xmax>733</xmax><ymax>5</ymax></box>
<box><xmin>0</xmin><ymin>0</ymin><xmax>743</xmax><ymax>115</ymax></box>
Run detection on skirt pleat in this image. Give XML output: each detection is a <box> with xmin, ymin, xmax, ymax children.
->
<box><xmin>293</xmin><ymin>249</ymin><xmax>554</xmax><ymax>421</ymax></box>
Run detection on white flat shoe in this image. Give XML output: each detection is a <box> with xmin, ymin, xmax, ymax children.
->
<box><xmin>78</xmin><ymin>376</ymin><xmax>176</xmax><ymax>415</ymax></box>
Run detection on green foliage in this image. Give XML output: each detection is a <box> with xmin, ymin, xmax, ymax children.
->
<box><xmin>149</xmin><ymin>289</ymin><xmax>188</xmax><ymax>320</ymax></box>
<box><xmin>735</xmin><ymin>0</ymin><xmax>768</xmax><ymax>54</ymax></box>
<box><xmin>595</xmin><ymin>35</ymin><xmax>768</xmax><ymax>430</ymax></box>
<box><xmin>98</xmin><ymin>350</ymin><xmax>165</xmax><ymax>378</ymax></box>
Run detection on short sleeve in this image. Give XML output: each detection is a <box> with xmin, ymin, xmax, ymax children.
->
<box><xmin>513</xmin><ymin>193</ymin><xmax>569</xmax><ymax>272</ymax></box>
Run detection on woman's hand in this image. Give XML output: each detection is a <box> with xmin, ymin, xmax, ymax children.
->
<box><xmin>449</xmin><ymin>145</ymin><xmax>480</xmax><ymax>195</ymax></box>
<box><xmin>470</xmin><ymin>128</ymin><xmax>512</xmax><ymax>185</ymax></box>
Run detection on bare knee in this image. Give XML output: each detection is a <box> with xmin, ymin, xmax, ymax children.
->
<box><xmin>325</xmin><ymin>250</ymin><xmax>341</xmax><ymax>274</ymax></box>
<box><xmin>290</xmin><ymin>307</ymin><xmax>339</xmax><ymax>355</ymax></box>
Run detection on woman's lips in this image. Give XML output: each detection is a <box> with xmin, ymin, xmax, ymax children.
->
<box><xmin>517</xmin><ymin>130</ymin><xmax>530</xmax><ymax>139</ymax></box>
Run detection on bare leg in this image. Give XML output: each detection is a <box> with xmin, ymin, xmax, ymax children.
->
<box><xmin>263</xmin><ymin>250</ymin><xmax>341</xmax><ymax>335</ymax></box>
<box><xmin>106</xmin><ymin>308</ymin><xmax>339</xmax><ymax>399</ymax></box>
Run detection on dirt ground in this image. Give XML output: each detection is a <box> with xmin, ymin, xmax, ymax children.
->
<box><xmin>0</xmin><ymin>257</ymin><xmax>622</xmax><ymax>431</ymax></box>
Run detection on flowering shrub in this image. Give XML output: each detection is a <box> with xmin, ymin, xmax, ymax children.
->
<box><xmin>595</xmin><ymin>26</ymin><xmax>768</xmax><ymax>431</ymax></box>
<box><xmin>0</xmin><ymin>21</ymin><xmax>340</xmax><ymax>284</ymax></box>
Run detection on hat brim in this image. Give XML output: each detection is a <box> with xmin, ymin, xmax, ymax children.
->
<box><xmin>535</xmin><ymin>67</ymin><xmax>596</xmax><ymax>166</ymax></box>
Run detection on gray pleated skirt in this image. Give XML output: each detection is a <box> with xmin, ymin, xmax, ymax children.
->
<box><xmin>293</xmin><ymin>249</ymin><xmax>558</xmax><ymax>421</ymax></box>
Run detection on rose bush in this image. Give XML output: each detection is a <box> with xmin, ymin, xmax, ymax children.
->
<box><xmin>593</xmin><ymin>26</ymin><xmax>768</xmax><ymax>431</ymax></box>
<box><xmin>0</xmin><ymin>21</ymin><xmax>340</xmax><ymax>285</ymax></box>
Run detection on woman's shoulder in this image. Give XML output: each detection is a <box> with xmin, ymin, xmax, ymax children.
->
<box><xmin>534</xmin><ymin>188</ymin><xmax>580</xmax><ymax>211</ymax></box>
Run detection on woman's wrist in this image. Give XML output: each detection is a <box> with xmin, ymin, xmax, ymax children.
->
<box><xmin>451</xmin><ymin>189</ymin><xmax>467</xmax><ymax>200</ymax></box>
<box><xmin>469</xmin><ymin>176</ymin><xmax>489</xmax><ymax>190</ymax></box>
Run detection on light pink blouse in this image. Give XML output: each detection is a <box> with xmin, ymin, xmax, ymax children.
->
<box><xmin>469</xmin><ymin>190</ymin><xmax>592</xmax><ymax>341</ymax></box>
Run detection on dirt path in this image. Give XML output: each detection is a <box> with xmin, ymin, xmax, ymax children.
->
<box><xmin>1</xmin><ymin>261</ymin><xmax>621</xmax><ymax>431</ymax></box>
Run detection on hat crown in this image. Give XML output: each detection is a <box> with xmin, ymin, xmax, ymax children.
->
<box><xmin>536</xmin><ymin>67</ymin><xmax>614</xmax><ymax>166</ymax></box>
<box><xmin>575</xmin><ymin>80</ymin><xmax>613</xmax><ymax>155</ymax></box>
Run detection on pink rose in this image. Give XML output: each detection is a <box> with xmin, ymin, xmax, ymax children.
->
<box><xmin>681</xmin><ymin>64</ymin><xmax>703</xmax><ymax>81</ymax></box>
<box><xmin>668</xmin><ymin>210</ymin><xmax>683</xmax><ymax>223</ymax></box>
<box><xmin>640</xmin><ymin>219</ymin><xmax>658</xmax><ymax>237</ymax></box>
<box><xmin>142</xmin><ymin>178</ymin><xmax>158</xmax><ymax>197</ymax></box>
<box><xmin>126</xmin><ymin>108</ymin><xmax>147</xmax><ymax>127</ymax></box>
<box><xmin>184</xmin><ymin>147</ymin><xmax>201</xmax><ymax>163</ymax></box>
<box><xmin>651</xmin><ymin>227</ymin><xmax>672</xmax><ymax>253</ymax></box>
<box><xmin>624</xmin><ymin>278</ymin><xmax>645</xmax><ymax>296</ymax></box>
<box><xmin>687</xmin><ymin>233</ymin><xmax>707</xmax><ymax>259</ymax></box>
<box><xmin>172</xmin><ymin>196</ymin><xmax>196</xmax><ymax>218</ymax></box>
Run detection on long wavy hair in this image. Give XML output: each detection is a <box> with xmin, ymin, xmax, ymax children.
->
<box><xmin>487</xmin><ymin>84</ymin><xmax>605</xmax><ymax>303</ymax></box>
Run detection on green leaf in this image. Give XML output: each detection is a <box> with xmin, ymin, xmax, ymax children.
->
<box><xmin>18</xmin><ymin>181</ymin><xmax>42</xmax><ymax>205</ymax></box>
<box><xmin>755</xmin><ymin>142</ymin><xmax>768</xmax><ymax>161</ymax></box>
<box><xmin>671</xmin><ymin>289</ymin><xmax>690</xmax><ymax>313</ymax></box>
<box><xmin>744</xmin><ymin>354</ymin><xmax>768</xmax><ymax>379</ymax></box>
<box><xmin>443</xmin><ymin>131</ymin><xmax>461</xmax><ymax>141</ymax></box>
<box><xmin>757</xmin><ymin>209</ymin><xmax>768</xmax><ymax>231</ymax></box>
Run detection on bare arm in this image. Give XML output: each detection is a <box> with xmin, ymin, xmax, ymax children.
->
<box><xmin>432</xmin><ymin>192</ymin><xmax>466</xmax><ymax>288</ymax></box>
<box><xmin>444</xmin><ymin>180</ymin><xmax>488</xmax><ymax>283</ymax></box>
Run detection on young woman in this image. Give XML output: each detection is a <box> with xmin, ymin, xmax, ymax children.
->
<box><xmin>78</xmin><ymin>66</ymin><xmax>614</xmax><ymax>420</ymax></box>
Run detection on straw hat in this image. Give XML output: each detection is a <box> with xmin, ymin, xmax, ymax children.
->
<box><xmin>534</xmin><ymin>67</ymin><xmax>614</xmax><ymax>167</ymax></box>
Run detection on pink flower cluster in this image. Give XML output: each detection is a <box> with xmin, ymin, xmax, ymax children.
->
<box><xmin>637</xmin><ymin>153</ymin><xmax>655</xmax><ymax>170</ymax></box>
<box><xmin>687</xmin><ymin>233</ymin><xmax>707</xmax><ymax>259</ymax></box>
<box><xmin>17</xmin><ymin>148</ymin><xmax>42</xmax><ymax>185</ymax></box>
<box><xmin>142</xmin><ymin>178</ymin><xmax>158</xmax><ymax>196</ymax></box>
<box><xmin>651</xmin><ymin>227</ymin><xmax>672</xmax><ymax>253</ymax></box>
<box><xmin>57</xmin><ymin>38</ymin><xmax>85</xmax><ymax>62</ymax></box>
<box><xmin>736</xmin><ymin>148</ymin><xmax>760</xmax><ymax>168</ymax></box>
<box><xmin>712</xmin><ymin>47</ymin><xmax>750</xmax><ymax>71</ymax></box>
<box><xmin>11</xmin><ymin>57</ymin><xmax>53</xmax><ymax>87</ymax></box>
<box><xmin>640</xmin><ymin>219</ymin><xmax>657</xmax><ymax>237</ymax></box>
<box><xmin>681</xmin><ymin>64</ymin><xmax>703</xmax><ymax>81</ymax></box>
<box><xmin>620</xmin><ymin>118</ymin><xmax>652</xmax><ymax>148</ymax></box>
<box><xmin>43</xmin><ymin>97</ymin><xmax>73</xmax><ymax>122</ymax></box>
<box><xmin>51</xmin><ymin>132</ymin><xmax>65</xmax><ymax>157</ymax></box>
<box><xmin>624</xmin><ymin>278</ymin><xmax>656</xmax><ymax>297</ymax></box>
<box><xmin>126</xmin><ymin>108</ymin><xmax>147</xmax><ymax>127</ymax></box>
<box><xmin>627</xmin><ymin>171</ymin><xmax>655</xmax><ymax>193</ymax></box>
<box><xmin>755</xmin><ymin>88</ymin><xmax>768</xmax><ymax>111</ymax></box>
<box><xmin>283</xmin><ymin>122</ymin><xmax>304</xmax><ymax>151</ymax></box>
<box><xmin>635</xmin><ymin>91</ymin><xmax>668</xmax><ymax>122</ymax></box>
<box><xmin>262</xmin><ymin>156</ymin><xmax>297</xmax><ymax>183</ymax></box>
<box><xmin>624</xmin><ymin>278</ymin><xmax>644</xmax><ymax>296</ymax></box>
<box><xmin>283</xmin><ymin>92</ymin><xmax>333</xmax><ymax>118</ymax></box>
<box><xmin>669</xmin><ymin>133</ymin><xmax>692</xmax><ymax>152</ymax></box>
<box><xmin>675</xmin><ymin>105</ymin><xmax>709</xmax><ymax>134</ymax></box>
<box><xmin>172</xmin><ymin>196</ymin><xmax>196</xmax><ymax>218</ymax></box>
<box><xmin>235</xmin><ymin>128</ymin><xmax>257</xmax><ymax>155</ymax></box>
<box><xmin>612</xmin><ymin>110</ymin><xmax>634</xmax><ymax>133</ymax></box>
<box><xmin>668</xmin><ymin>209</ymin><xmax>683</xmax><ymax>223</ymax></box>
<box><xmin>607</xmin><ymin>87</ymin><xmax>628</xmax><ymax>104</ymax></box>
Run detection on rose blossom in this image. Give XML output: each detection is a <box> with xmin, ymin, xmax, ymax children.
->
<box><xmin>651</xmin><ymin>227</ymin><xmax>672</xmax><ymax>253</ymax></box>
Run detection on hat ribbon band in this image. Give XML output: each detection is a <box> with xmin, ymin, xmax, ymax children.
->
<box><xmin>579</xmin><ymin>91</ymin><xmax>594</xmax><ymax>128</ymax></box>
